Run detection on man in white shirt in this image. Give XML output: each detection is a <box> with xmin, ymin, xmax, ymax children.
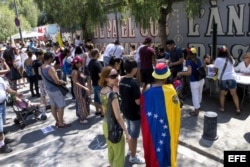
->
<box><xmin>103</xmin><ymin>42</ymin><xmax>115</xmax><ymax>66</ymax></box>
<box><xmin>109</xmin><ymin>40</ymin><xmax>124</xmax><ymax>59</ymax></box>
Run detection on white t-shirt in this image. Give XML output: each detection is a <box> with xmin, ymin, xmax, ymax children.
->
<box><xmin>0</xmin><ymin>77</ymin><xmax>7</xmax><ymax>103</ymax></box>
<box><xmin>15</xmin><ymin>54</ymin><xmax>22</xmax><ymax>69</ymax></box>
<box><xmin>214</xmin><ymin>57</ymin><xmax>236</xmax><ymax>80</ymax></box>
<box><xmin>234</xmin><ymin>61</ymin><xmax>250</xmax><ymax>74</ymax></box>
<box><xmin>109</xmin><ymin>45</ymin><xmax>124</xmax><ymax>58</ymax></box>
<box><xmin>20</xmin><ymin>52</ymin><xmax>28</xmax><ymax>68</ymax></box>
<box><xmin>135</xmin><ymin>44</ymin><xmax>145</xmax><ymax>63</ymax></box>
<box><xmin>103</xmin><ymin>43</ymin><xmax>115</xmax><ymax>57</ymax></box>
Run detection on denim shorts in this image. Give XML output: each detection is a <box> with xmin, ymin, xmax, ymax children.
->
<box><xmin>93</xmin><ymin>86</ymin><xmax>102</xmax><ymax>105</ymax></box>
<box><xmin>220</xmin><ymin>79</ymin><xmax>237</xmax><ymax>90</ymax></box>
<box><xmin>126</xmin><ymin>119</ymin><xmax>141</xmax><ymax>139</ymax></box>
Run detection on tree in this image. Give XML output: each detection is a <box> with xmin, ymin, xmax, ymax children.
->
<box><xmin>7</xmin><ymin>0</ymin><xmax>39</xmax><ymax>27</ymax></box>
<box><xmin>0</xmin><ymin>0</ymin><xmax>37</xmax><ymax>41</ymax></box>
<box><xmin>125</xmin><ymin>0</ymin><xmax>206</xmax><ymax>47</ymax></box>
<box><xmin>34</xmin><ymin>0</ymin><xmax>206</xmax><ymax>45</ymax></box>
<box><xmin>0</xmin><ymin>5</ymin><xmax>16</xmax><ymax>41</ymax></box>
<box><xmin>34</xmin><ymin>0</ymin><xmax>108</xmax><ymax>39</ymax></box>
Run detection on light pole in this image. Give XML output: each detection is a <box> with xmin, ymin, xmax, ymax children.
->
<box><xmin>14</xmin><ymin>0</ymin><xmax>23</xmax><ymax>43</ymax></box>
<box><xmin>115</xmin><ymin>11</ymin><xmax>119</xmax><ymax>42</ymax></box>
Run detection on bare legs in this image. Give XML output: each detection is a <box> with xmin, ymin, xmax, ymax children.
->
<box><xmin>50</xmin><ymin>105</ymin><xmax>65</xmax><ymax>126</ymax></box>
<box><xmin>219</xmin><ymin>88</ymin><xmax>240</xmax><ymax>112</ymax></box>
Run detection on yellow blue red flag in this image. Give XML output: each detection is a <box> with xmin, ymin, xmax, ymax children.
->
<box><xmin>141</xmin><ymin>84</ymin><xmax>181</xmax><ymax>167</ymax></box>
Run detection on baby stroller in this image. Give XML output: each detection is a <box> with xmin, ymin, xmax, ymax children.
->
<box><xmin>12</xmin><ymin>97</ymin><xmax>47</xmax><ymax>129</ymax></box>
<box><xmin>173</xmin><ymin>78</ymin><xmax>184</xmax><ymax>108</ymax></box>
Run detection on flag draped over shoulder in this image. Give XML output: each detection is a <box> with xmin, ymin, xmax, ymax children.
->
<box><xmin>141</xmin><ymin>84</ymin><xmax>181</xmax><ymax>167</ymax></box>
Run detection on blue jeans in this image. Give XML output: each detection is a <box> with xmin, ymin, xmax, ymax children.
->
<box><xmin>0</xmin><ymin>103</ymin><xmax>6</xmax><ymax>132</ymax></box>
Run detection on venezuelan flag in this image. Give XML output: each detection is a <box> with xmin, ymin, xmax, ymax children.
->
<box><xmin>141</xmin><ymin>84</ymin><xmax>181</xmax><ymax>167</ymax></box>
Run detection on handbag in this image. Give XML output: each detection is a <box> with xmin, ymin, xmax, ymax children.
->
<box><xmin>57</xmin><ymin>84</ymin><xmax>69</xmax><ymax>96</ymax></box>
<box><xmin>107</xmin><ymin>91</ymin><xmax>123</xmax><ymax>143</ymax></box>
<box><xmin>197</xmin><ymin>66</ymin><xmax>206</xmax><ymax>80</ymax></box>
<box><xmin>9</xmin><ymin>67</ymin><xmax>21</xmax><ymax>81</ymax></box>
<box><xmin>41</xmin><ymin>69</ymin><xmax>69</xmax><ymax>96</ymax></box>
<box><xmin>193</xmin><ymin>59</ymin><xmax>206</xmax><ymax>81</ymax></box>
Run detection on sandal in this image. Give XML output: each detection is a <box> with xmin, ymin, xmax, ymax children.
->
<box><xmin>57</xmin><ymin>123</ymin><xmax>71</xmax><ymax>128</ymax></box>
<box><xmin>236</xmin><ymin>110</ymin><xmax>241</xmax><ymax>115</ymax></box>
<box><xmin>219</xmin><ymin>108</ymin><xmax>224</xmax><ymax>112</ymax></box>
<box><xmin>189</xmin><ymin>109</ymin><xmax>199</xmax><ymax>116</ymax></box>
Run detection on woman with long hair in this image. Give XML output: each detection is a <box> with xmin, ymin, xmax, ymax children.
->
<box><xmin>71</xmin><ymin>56</ymin><xmax>91</xmax><ymax>123</ymax></box>
<box><xmin>99</xmin><ymin>66</ymin><xmax>130</xmax><ymax>167</ymax></box>
<box><xmin>177</xmin><ymin>47</ymin><xmax>205</xmax><ymax>116</ymax></box>
<box><xmin>214</xmin><ymin>46</ymin><xmax>240</xmax><ymax>114</ymax></box>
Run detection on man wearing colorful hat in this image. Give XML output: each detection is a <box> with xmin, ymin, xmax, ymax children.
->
<box><xmin>140</xmin><ymin>63</ymin><xmax>181</xmax><ymax>167</ymax></box>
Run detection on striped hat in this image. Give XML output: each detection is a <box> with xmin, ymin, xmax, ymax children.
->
<box><xmin>152</xmin><ymin>63</ymin><xmax>171</xmax><ymax>80</ymax></box>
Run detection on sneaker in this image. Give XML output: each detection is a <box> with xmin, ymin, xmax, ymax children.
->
<box><xmin>129</xmin><ymin>154</ymin><xmax>145</xmax><ymax>164</ymax></box>
<box><xmin>0</xmin><ymin>145</ymin><xmax>13</xmax><ymax>153</ymax></box>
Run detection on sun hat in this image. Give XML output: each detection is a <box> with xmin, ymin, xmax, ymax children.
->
<box><xmin>152</xmin><ymin>63</ymin><xmax>171</xmax><ymax>79</ymax></box>
<box><xmin>72</xmin><ymin>56</ymin><xmax>83</xmax><ymax>64</ymax></box>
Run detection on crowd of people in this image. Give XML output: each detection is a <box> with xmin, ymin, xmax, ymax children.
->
<box><xmin>0</xmin><ymin>35</ymin><xmax>249</xmax><ymax>166</ymax></box>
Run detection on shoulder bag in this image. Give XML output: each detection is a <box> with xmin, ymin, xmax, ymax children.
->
<box><xmin>107</xmin><ymin>91</ymin><xmax>123</xmax><ymax>143</ymax></box>
<box><xmin>9</xmin><ymin>67</ymin><xmax>21</xmax><ymax>81</ymax></box>
<box><xmin>41</xmin><ymin>69</ymin><xmax>69</xmax><ymax>96</ymax></box>
<box><xmin>219</xmin><ymin>58</ymin><xmax>228</xmax><ymax>81</ymax></box>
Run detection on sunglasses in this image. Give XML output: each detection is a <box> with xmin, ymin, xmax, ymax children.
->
<box><xmin>108</xmin><ymin>74</ymin><xmax>118</xmax><ymax>79</ymax></box>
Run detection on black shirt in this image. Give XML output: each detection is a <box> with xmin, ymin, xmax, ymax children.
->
<box><xmin>33</xmin><ymin>59</ymin><xmax>42</xmax><ymax>80</ymax></box>
<box><xmin>88</xmin><ymin>59</ymin><xmax>103</xmax><ymax>86</ymax></box>
<box><xmin>169</xmin><ymin>46</ymin><xmax>183</xmax><ymax>73</ymax></box>
<box><xmin>119</xmin><ymin>77</ymin><xmax>141</xmax><ymax>120</ymax></box>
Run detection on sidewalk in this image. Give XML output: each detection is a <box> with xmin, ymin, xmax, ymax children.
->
<box><xmin>1</xmin><ymin>84</ymin><xmax>250</xmax><ymax>166</ymax></box>
<box><xmin>180</xmin><ymin>92</ymin><xmax>250</xmax><ymax>164</ymax></box>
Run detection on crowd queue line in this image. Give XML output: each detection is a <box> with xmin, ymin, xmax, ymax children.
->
<box><xmin>1</xmin><ymin>38</ymin><xmax>250</xmax><ymax>166</ymax></box>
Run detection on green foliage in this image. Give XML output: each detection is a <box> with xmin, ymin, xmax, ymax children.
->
<box><xmin>0</xmin><ymin>5</ymin><xmax>16</xmax><ymax>41</ymax></box>
<box><xmin>6</xmin><ymin>0</ymin><xmax>39</xmax><ymax>27</ymax></box>
<box><xmin>32</xmin><ymin>0</ymin><xmax>206</xmax><ymax>41</ymax></box>
<box><xmin>0</xmin><ymin>0</ymin><xmax>36</xmax><ymax>41</ymax></box>
<box><xmin>186</xmin><ymin>0</ymin><xmax>205</xmax><ymax>18</ymax></box>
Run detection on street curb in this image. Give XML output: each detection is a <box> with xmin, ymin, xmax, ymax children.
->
<box><xmin>179</xmin><ymin>140</ymin><xmax>224</xmax><ymax>164</ymax></box>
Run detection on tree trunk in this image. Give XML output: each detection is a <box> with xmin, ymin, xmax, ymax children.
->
<box><xmin>158</xmin><ymin>2</ymin><xmax>172</xmax><ymax>49</ymax></box>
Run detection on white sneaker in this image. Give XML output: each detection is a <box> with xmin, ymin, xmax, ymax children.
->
<box><xmin>129</xmin><ymin>154</ymin><xmax>145</xmax><ymax>164</ymax></box>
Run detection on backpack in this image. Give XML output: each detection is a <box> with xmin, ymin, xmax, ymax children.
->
<box><xmin>62</xmin><ymin>57</ymin><xmax>72</xmax><ymax>75</ymax></box>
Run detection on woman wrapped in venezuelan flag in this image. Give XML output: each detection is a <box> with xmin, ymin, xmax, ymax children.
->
<box><xmin>141</xmin><ymin>63</ymin><xmax>181</xmax><ymax>167</ymax></box>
